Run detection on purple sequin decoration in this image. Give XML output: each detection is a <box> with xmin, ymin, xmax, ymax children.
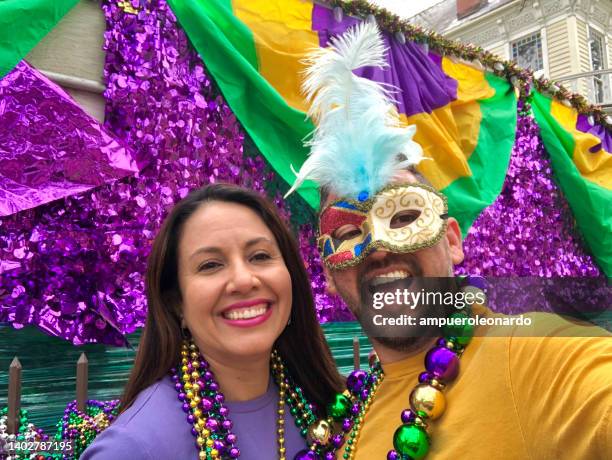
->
<box><xmin>0</xmin><ymin>1</ymin><xmax>603</xmax><ymax>344</ymax></box>
<box><xmin>457</xmin><ymin>104</ymin><xmax>601</xmax><ymax>278</ymax></box>
<box><xmin>0</xmin><ymin>0</ymin><xmax>349</xmax><ymax>344</ymax></box>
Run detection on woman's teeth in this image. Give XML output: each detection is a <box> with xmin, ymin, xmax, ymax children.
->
<box><xmin>223</xmin><ymin>304</ymin><xmax>268</xmax><ymax>320</ymax></box>
<box><xmin>370</xmin><ymin>270</ymin><xmax>411</xmax><ymax>287</ymax></box>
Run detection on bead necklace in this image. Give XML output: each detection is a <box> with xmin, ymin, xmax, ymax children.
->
<box><xmin>335</xmin><ymin>278</ymin><xmax>482</xmax><ymax>460</ymax></box>
<box><xmin>172</xmin><ymin>339</ymin><xmax>342</xmax><ymax>460</ymax></box>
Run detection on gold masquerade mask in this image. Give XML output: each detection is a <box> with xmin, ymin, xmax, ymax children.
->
<box><xmin>318</xmin><ymin>183</ymin><xmax>448</xmax><ymax>269</ymax></box>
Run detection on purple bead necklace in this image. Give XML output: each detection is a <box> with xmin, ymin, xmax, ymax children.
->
<box><xmin>171</xmin><ymin>339</ymin><xmax>345</xmax><ymax>460</ymax></box>
<box><xmin>339</xmin><ymin>278</ymin><xmax>483</xmax><ymax>460</ymax></box>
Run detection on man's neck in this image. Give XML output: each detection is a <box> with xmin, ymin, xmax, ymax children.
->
<box><xmin>371</xmin><ymin>336</ymin><xmax>437</xmax><ymax>365</ymax></box>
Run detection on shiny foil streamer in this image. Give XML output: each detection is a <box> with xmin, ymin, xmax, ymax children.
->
<box><xmin>0</xmin><ymin>61</ymin><xmax>139</xmax><ymax>217</ymax></box>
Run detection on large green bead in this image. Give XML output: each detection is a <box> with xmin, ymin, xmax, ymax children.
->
<box><xmin>326</xmin><ymin>393</ymin><xmax>352</xmax><ymax>420</ymax></box>
<box><xmin>442</xmin><ymin>312</ymin><xmax>474</xmax><ymax>346</ymax></box>
<box><xmin>393</xmin><ymin>424</ymin><xmax>430</xmax><ymax>460</ymax></box>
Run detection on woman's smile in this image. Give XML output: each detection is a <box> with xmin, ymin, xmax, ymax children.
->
<box><xmin>220</xmin><ymin>298</ymin><xmax>274</xmax><ymax>326</ymax></box>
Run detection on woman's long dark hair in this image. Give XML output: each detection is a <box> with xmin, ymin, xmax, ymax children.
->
<box><xmin>121</xmin><ymin>183</ymin><xmax>343</xmax><ymax>415</ymax></box>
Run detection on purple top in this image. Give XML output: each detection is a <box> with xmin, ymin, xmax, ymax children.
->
<box><xmin>81</xmin><ymin>376</ymin><xmax>307</xmax><ymax>459</ymax></box>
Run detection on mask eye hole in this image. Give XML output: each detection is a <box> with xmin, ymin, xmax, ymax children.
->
<box><xmin>333</xmin><ymin>224</ymin><xmax>362</xmax><ymax>241</ymax></box>
<box><xmin>390</xmin><ymin>210</ymin><xmax>421</xmax><ymax>229</ymax></box>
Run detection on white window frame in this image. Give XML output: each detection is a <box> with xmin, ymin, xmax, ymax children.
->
<box><xmin>510</xmin><ymin>30</ymin><xmax>546</xmax><ymax>73</ymax></box>
<box><xmin>587</xmin><ymin>25</ymin><xmax>610</xmax><ymax>104</ymax></box>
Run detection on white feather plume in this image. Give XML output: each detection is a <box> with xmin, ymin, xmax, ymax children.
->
<box><xmin>285</xmin><ymin>21</ymin><xmax>422</xmax><ymax>199</ymax></box>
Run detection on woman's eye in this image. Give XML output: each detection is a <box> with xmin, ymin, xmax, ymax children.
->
<box><xmin>251</xmin><ymin>252</ymin><xmax>272</xmax><ymax>261</ymax></box>
<box><xmin>333</xmin><ymin>225</ymin><xmax>362</xmax><ymax>241</ymax></box>
<box><xmin>198</xmin><ymin>261</ymin><xmax>221</xmax><ymax>271</ymax></box>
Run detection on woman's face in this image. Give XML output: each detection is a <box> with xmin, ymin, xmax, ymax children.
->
<box><xmin>177</xmin><ymin>201</ymin><xmax>292</xmax><ymax>362</ymax></box>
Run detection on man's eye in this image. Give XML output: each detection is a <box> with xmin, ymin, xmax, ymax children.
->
<box><xmin>333</xmin><ymin>225</ymin><xmax>362</xmax><ymax>241</ymax></box>
<box><xmin>390</xmin><ymin>210</ymin><xmax>421</xmax><ymax>229</ymax></box>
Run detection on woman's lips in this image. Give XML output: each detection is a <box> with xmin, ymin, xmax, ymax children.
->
<box><xmin>220</xmin><ymin>302</ymin><xmax>273</xmax><ymax>328</ymax></box>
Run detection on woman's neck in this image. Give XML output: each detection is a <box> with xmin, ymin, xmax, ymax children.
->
<box><xmin>200</xmin><ymin>348</ymin><xmax>272</xmax><ymax>402</ymax></box>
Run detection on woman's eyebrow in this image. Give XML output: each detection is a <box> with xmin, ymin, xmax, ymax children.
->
<box><xmin>244</xmin><ymin>236</ymin><xmax>273</xmax><ymax>248</ymax></box>
<box><xmin>189</xmin><ymin>237</ymin><xmax>273</xmax><ymax>261</ymax></box>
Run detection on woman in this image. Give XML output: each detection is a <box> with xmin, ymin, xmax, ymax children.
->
<box><xmin>82</xmin><ymin>184</ymin><xmax>343</xmax><ymax>459</ymax></box>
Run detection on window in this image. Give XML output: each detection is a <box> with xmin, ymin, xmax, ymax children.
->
<box><xmin>589</xmin><ymin>27</ymin><xmax>609</xmax><ymax>104</ymax></box>
<box><xmin>589</xmin><ymin>28</ymin><xmax>606</xmax><ymax>71</ymax></box>
<box><xmin>511</xmin><ymin>32</ymin><xmax>544</xmax><ymax>72</ymax></box>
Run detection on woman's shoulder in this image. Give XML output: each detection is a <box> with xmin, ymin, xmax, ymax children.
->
<box><xmin>81</xmin><ymin>375</ymin><xmax>195</xmax><ymax>459</ymax></box>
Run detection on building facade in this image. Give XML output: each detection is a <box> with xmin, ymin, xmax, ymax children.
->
<box><xmin>410</xmin><ymin>0</ymin><xmax>612</xmax><ymax>110</ymax></box>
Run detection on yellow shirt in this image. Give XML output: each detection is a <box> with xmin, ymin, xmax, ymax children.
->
<box><xmin>348</xmin><ymin>311</ymin><xmax>612</xmax><ymax>460</ymax></box>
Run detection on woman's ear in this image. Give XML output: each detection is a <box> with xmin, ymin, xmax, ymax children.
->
<box><xmin>445</xmin><ymin>218</ymin><xmax>464</xmax><ymax>265</ymax></box>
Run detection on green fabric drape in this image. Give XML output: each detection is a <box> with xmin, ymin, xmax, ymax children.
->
<box><xmin>166</xmin><ymin>0</ymin><xmax>319</xmax><ymax>208</ymax></box>
<box><xmin>0</xmin><ymin>0</ymin><xmax>80</xmax><ymax>78</ymax></box>
<box><xmin>442</xmin><ymin>72</ymin><xmax>517</xmax><ymax>237</ymax></box>
<box><xmin>531</xmin><ymin>91</ymin><xmax>612</xmax><ymax>277</ymax></box>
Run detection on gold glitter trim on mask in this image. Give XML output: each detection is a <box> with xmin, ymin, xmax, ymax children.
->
<box><xmin>318</xmin><ymin>183</ymin><xmax>449</xmax><ymax>270</ymax></box>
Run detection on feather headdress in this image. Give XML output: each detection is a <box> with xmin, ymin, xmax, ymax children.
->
<box><xmin>285</xmin><ymin>21</ymin><xmax>423</xmax><ymax>200</ymax></box>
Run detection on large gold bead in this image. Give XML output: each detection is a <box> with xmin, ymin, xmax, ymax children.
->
<box><xmin>307</xmin><ymin>419</ymin><xmax>332</xmax><ymax>446</ymax></box>
<box><xmin>409</xmin><ymin>384</ymin><xmax>446</xmax><ymax>420</ymax></box>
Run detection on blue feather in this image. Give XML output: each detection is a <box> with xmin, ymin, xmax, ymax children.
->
<box><xmin>285</xmin><ymin>21</ymin><xmax>422</xmax><ymax>199</ymax></box>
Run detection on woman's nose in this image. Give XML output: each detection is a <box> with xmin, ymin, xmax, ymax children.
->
<box><xmin>226</xmin><ymin>260</ymin><xmax>260</xmax><ymax>294</ymax></box>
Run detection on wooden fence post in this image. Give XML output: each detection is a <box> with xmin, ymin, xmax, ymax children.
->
<box><xmin>7</xmin><ymin>357</ymin><xmax>22</xmax><ymax>434</ymax></box>
<box><xmin>76</xmin><ymin>353</ymin><xmax>88</xmax><ymax>412</ymax></box>
<box><xmin>353</xmin><ymin>337</ymin><xmax>360</xmax><ymax>370</ymax></box>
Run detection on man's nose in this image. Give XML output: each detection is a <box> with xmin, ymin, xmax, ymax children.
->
<box><xmin>363</xmin><ymin>247</ymin><xmax>394</xmax><ymax>266</ymax></box>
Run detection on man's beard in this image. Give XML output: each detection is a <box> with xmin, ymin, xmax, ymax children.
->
<box><xmin>371</xmin><ymin>336</ymin><xmax>423</xmax><ymax>352</ymax></box>
<box><xmin>339</xmin><ymin>259</ymin><xmax>458</xmax><ymax>352</ymax></box>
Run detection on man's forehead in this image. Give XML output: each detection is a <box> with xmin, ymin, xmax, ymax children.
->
<box><xmin>321</xmin><ymin>170</ymin><xmax>422</xmax><ymax>209</ymax></box>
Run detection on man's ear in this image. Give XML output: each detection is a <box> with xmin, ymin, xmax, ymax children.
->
<box><xmin>446</xmin><ymin>218</ymin><xmax>464</xmax><ymax>265</ymax></box>
<box><xmin>323</xmin><ymin>264</ymin><xmax>338</xmax><ymax>295</ymax></box>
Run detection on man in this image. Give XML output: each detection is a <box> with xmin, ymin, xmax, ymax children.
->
<box><xmin>287</xmin><ymin>21</ymin><xmax>612</xmax><ymax>459</ymax></box>
<box><xmin>321</xmin><ymin>168</ymin><xmax>612</xmax><ymax>459</ymax></box>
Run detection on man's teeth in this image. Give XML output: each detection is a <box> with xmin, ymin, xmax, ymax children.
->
<box><xmin>370</xmin><ymin>270</ymin><xmax>411</xmax><ymax>287</ymax></box>
<box><xmin>224</xmin><ymin>304</ymin><xmax>268</xmax><ymax>320</ymax></box>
